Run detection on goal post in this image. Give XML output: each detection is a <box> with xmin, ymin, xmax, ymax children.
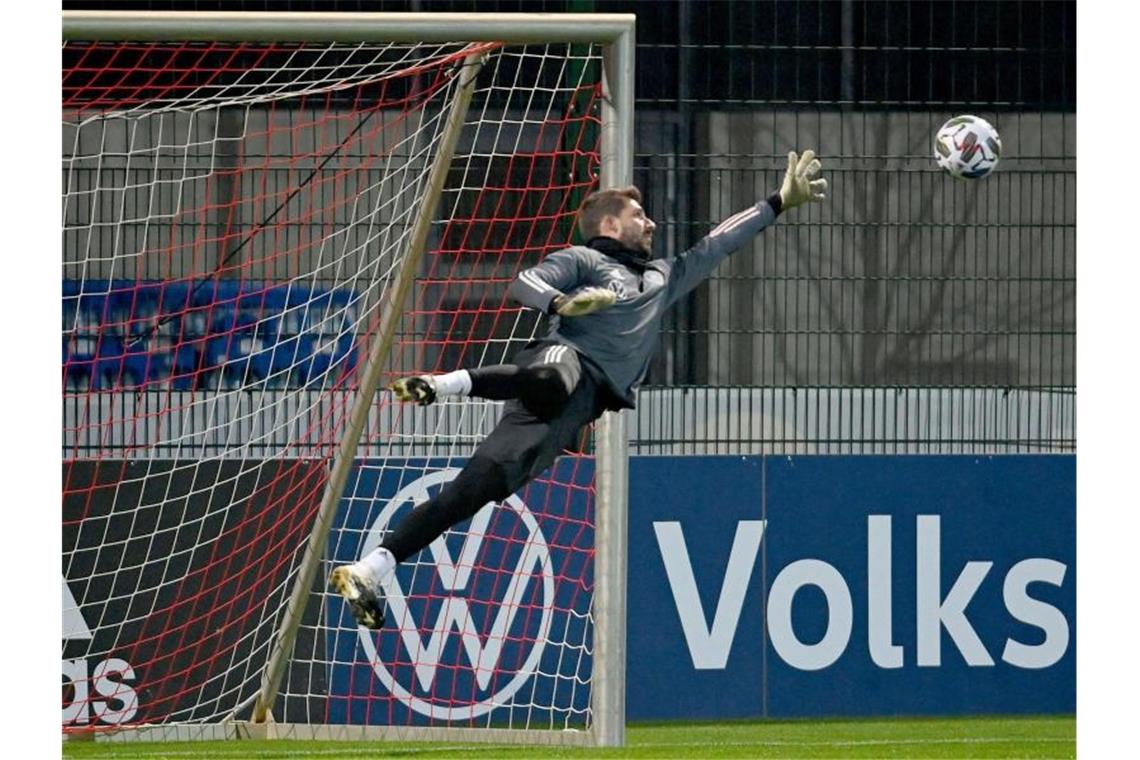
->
<box><xmin>249</xmin><ymin>48</ymin><xmax>486</xmax><ymax>729</ymax></box>
<box><xmin>62</xmin><ymin>11</ymin><xmax>634</xmax><ymax>747</ymax></box>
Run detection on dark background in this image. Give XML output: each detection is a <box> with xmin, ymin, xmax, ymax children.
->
<box><xmin>63</xmin><ymin>1</ymin><xmax>1076</xmax><ymax>109</ymax></box>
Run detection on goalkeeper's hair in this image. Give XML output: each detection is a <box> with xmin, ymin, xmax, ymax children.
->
<box><xmin>577</xmin><ymin>186</ymin><xmax>642</xmax><ymax>240</ymax></box>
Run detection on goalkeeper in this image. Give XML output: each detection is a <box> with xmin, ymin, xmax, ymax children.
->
<box><xmin>331</xmin><ymin>150</ymin><xmax>827</xmax><ymax>629</ymax></box>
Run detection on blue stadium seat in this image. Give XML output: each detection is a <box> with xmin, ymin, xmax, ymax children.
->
<box><xmin>284</xmin><ymin>284</ymin><xmax>314</xmax><ymax>308</ymax></box>
<box><xmin>120</xmin><ymin>348</ymin><xmax>153</xmax><ymax>388</ymax></box>
<box><xmin>179</xmin><ymin>307</ymin><xmax>210</xmax><ymax>339</ymax></box>
<box><xmin>301</xmin><ymin>291</ymin><xmax>334</xmax><ymax>333</ymax></box>
<box><xmin>298</xmin><ymin>289</ymin><xmax>357</xmax><ymax>335</ymax></box>
<box><xmin>169</xmin><ymin>342</ymin><xmax>202</xmax><ymax>391</ymax></box>
<box><xmin>191</xmin><ymin>278</ymin><xmax>242</xmax><ymax>308</ymax></box>
<box><xmin>62</xmin><ymin>334</ymin><xmax>123</xmax><ymax>389</ymax></box>
<box><xmin>235</xmin><ymin>282</ymin><xmax>275</xmax><ymax>315</ymax></box>
<box><xmin>159</xmin><ymin>281</ymin><xmax>190</xmax><ymax>309</ymax></box>
<box><xmin>296</xmin><ymin>333</ymin><xmax>357</xmax><ymax>386</ymax></box>
<box><xmin>91</xmin><ymin>336</ymin><xmax>125</xmax><ymax>390</ymax></box>
<box><xmin>261</xmin><ymin>285</ymin><xmax>290</xmax><ymax>315</ymax></box>
<box><xmin>275</xmin><ymin>284</ymin><xmax>315</xmax><ymax>335</ymax></box>
<box><xmin>331</xmin><ymin>289</ymin><xmax>360</xmax><ymax>332</ymax></box>
<box><xmin>72</xmin><ymin>291</ymin><xmax>110</xmax><ymax>334</ymax></box>
<box><xmin>63</xmin><ymin>331</ymin><xmax>99</xmax><ymax>364</ymax></box>
<box><xmin>205</xmin><ymin>324</ymin><xmax>280</xmax><ymax>387</ymax></box>
<box><xmin>63</xmin><ymin>332</ymin><xmax>98</xmax><ymax>389</ymax></box>
<box><xmin>270</xmin><ymin>333</ymin><xmax>311</xmax><ymax>375</ymax></box>
<box><xmin>245</xmin><ymin>318</ymin><xmax>280</xmax><ymax>383</ymax></box>
<box><xmin>209</xmin><ymin>306</ymin><xmax>257</xmax><ymax>335</ymax></box>
<box><xmin>61</xmin><ymin>278</ymin><xmax>361</xmax><ymax>392</ymax></box>
<box><xmin>103</xmin><ymin>281</ymin><xmax>159</xmax><ymax>338</ymax></box>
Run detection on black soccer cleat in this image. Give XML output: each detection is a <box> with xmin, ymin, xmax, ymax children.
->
<box><xmin>390</xmin><ymin>375</ymin><xmax>437</xmax><ymax>406</ymax></box>
<box><xmin>330</xmin><ymin>565</ymin><xmax>386</xmax><ymax>630</ymax></box>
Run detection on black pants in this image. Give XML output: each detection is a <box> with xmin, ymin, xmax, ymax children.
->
<box><xmin>381</xmin><ymin>342</ymin><xmax>607</xmax><ymax>563</ymax></box>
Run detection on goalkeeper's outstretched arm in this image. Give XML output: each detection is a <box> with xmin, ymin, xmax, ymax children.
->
<box><xmin>663</xmin><ymin>149</ymin><xmax>827</xmax><ymax>305</ymax></box>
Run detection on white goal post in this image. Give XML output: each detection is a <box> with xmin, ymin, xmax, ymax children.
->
<box><xmin>62</xmin><ymin>10</ymin><xmax>632</xmax><ymax>747</ymax></box>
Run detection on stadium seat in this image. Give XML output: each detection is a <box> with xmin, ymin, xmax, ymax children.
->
<box><xmin>72</xmin><ymin>291</ymin><xmax>109</xmax><ymax>334</ymax></box>
<box><xmin>260</xmin><ymin>285</ymin><xmax>290</xmax><ymax>316</ymax></box>
<box><xmin>191</xmin><ymin>278</ymin><xmax>242</xmax><ymax>308</ymax></box>
<box><xmin>119</xmin><ymin>282</ymin><xmax>164</xmax><ymax>338</ymax></box>
<box><xmin>63</xmin><ymin>331</ymin><xmax>99</xmax><ymax>364</ymax></box>
<box><xmin>247</xmin><ymin>318</ymin><xmax>280</xmax><ymax>382</ymax></box>
<box><xmin>61</xmin><ymin>278</ymin><xmax>361</xmax><ymax>391</ymax></box>
<box><xmin>276</xmin><ymin>284</ymin><xmax>314</xmax><ymax>335</ymax></box>
<box><xmin>159</xmin><ymin>280</ymin><xmax>190</xmax><ymax>309</ymax></box>
<box><xmin>63</xmin><ymin>333</ymin><xmax>97</xmax><ymax>389</ymax></box>
<box><xmin>121</xmin><ymin>350</ymin><xmax>152</xmax><ymax>388</ymax></box>
<box><xmin>206</xmin><ymin>324</ymin><xmax>281</xmax><ymax>387</ymax></box>
<box><xmin>296</xmin><ymin>333</ymin><xmax>357</xmax><ymax>386</ymax></box>
<box><xmin>271</xmin><ymin>333</ymin><xmax>312</xmax><ymax>375</ymax></box>
<box><xmin>235</xmin><ymin>281</ymin><xmax>275</xmax><ymax>315</ymax></box>
<box><xmin>91</xmin><ymin>336</ymin><xmax>125</xmax><ymax>390</ymax></box>
<box><xmin>180</xmin><ymin>306</ymin><xmax>210</xmax><ymax>339</ymax></box>
<box><xmin>169</xmin><ymin>342</ymin><xmax>202</xmax><ymax>391</ymax></box>
<box><xmin>209</xmin><ymin>306</ymin><xmax>257</xmax><ymax>335</ymax></box>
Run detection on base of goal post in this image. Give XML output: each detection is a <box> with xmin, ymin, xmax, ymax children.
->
<box><xmin>94</xmin><ymin>721</ymin><xmax>598</xmax><ymax>747</ymax></box>
<box><xmin>63</xmin><ymin>723</ymin><xmax>240</xmax><ymax>743</ymax></box>
<box><xmin>69</xmin><ymin>720</ymin><xmax>596</xmax><ymax>748</ymax></box>
<box><xmin>238</xmin><ymin>723</ymin><xmax>598</xmax><ymax>746</ymax></box>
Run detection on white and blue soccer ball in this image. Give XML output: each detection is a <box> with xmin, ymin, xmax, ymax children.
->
<box><xmin>934</xmin><ymin>115</ymin><xmax>1002</xmax><ymax>179</ymax></box>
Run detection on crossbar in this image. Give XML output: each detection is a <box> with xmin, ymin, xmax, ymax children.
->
<box><xmin>63</xmin><ymin>11</ymin><xmax>635</xmax><ymax>44</ymax></box>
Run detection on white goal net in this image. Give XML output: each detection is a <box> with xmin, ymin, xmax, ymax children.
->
<box><xmin>62</xmin><ymin>13</ymin><xmax>630</xmax><ymax>745</ymax></box>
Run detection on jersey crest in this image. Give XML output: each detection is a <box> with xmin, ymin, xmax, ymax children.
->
<box><xmin>598</xmin><ymin>264</ymin><xmax>630</xmax><ymax>300</ymax></box>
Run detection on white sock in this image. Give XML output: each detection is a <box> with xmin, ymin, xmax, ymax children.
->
<box><xmin>356</xmin><ymin>547</ymin><xmax>396</xmax><ymax>585</ymax></box>
<box><xmin>432</xmin><ymin>369</ymin><xmax>472</xmax><ymax>397</ymax></box>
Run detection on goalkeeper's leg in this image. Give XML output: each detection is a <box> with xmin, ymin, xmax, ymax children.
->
<box><xmin>333</xmin><ymin>365</ymin><xmax>603</xmax><ymax>629</ymax></box>
<box><xmin>390</xmin><ymin>341</ymin><xmax>582</xmax><ymax>420</ymax></box>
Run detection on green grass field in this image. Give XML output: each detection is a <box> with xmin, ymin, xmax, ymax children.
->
<box><xmin>63</xmin><ymin>716</ymin><xmax>1074</xmax><ymax>759</ymax></box>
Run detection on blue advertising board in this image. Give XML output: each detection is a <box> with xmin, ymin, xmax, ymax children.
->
<box><xmin>325</xmin><ymin>457</ymin><xmax>595</xmax><ymax>726</ymax></box>
<box><xmin>628</xmin><ymin>454</ymin><xmax>1075</xmax><ymax>719</ymax></box>
<box><xmin>626</xmin><ymin>455</ymin><xmax>766</xmax><ymax>720</ymax></box>
<box><xmin>327</xmin><ymin>454</ymin><xmax>1074</xmax><ymax>722</ymax></box>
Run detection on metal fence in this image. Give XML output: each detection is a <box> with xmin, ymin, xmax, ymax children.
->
<box><xmin>62</xmin><ymin>0</ymin><xmax>1077</xmax><ymax>454</ymax></box>
<box><xmin>623</xmin><ymin>0</ymin><xmax>1075</xmax><ymax>452</ymax></box>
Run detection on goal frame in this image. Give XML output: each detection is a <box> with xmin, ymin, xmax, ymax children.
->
<box><xmin>62</xmin><ymin>10</ymin><xmax>634</xmax><ymax>748</ymax></box>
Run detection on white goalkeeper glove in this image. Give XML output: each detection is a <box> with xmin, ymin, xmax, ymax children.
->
<box><xmin>551</xmin><ymin>286</ymin><xmax>617</xmax><ymax>317</ymax></box>
<box><xmin>778</xmin><ymin>149</ymin><xmax>827</xmax><ymax>210</ymax></box>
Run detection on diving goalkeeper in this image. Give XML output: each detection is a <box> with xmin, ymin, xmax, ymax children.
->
<box><xmin>331</xmin><ymin>150</ymin><xmax>827</xmax><ymax>629</ymax></box>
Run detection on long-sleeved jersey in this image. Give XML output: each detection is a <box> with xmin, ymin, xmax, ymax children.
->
<box><xmin>507</xmin><ymin>198</ymin><xmax>780</xmax><ymax>409</ymax></box>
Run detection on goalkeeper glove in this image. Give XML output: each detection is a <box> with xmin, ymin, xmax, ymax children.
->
<box><xmin>390</xmin><ymin>375</ymin><xmax>437</xmax><ymax>406</ymax></box>
<box><xmin>551</xmin><ymin>286</ymin><xmax>617</xmax><ymax>317</ymax></box>
<box><xmin>778</xmin><ymin>149</ymin><xmax>827</xmax><ymax>210</ymax></box>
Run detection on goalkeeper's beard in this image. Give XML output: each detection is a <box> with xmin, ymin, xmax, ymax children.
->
<box><xmin>619</xmin><ymin>228</ymin><xmax>653</xmax><ymax>257</ymax></box>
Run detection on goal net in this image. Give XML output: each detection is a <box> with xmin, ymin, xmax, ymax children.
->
<box><xmin>62</xmin><ymin>13</ymin><xmax>630</xmax><ymax>745</ymax></box>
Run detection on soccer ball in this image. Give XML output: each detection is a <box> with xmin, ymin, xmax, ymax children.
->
<box><xmin>934</xmin><ymin>115</ymin><xmax>1002</xmax><ymax>179</ymax></box>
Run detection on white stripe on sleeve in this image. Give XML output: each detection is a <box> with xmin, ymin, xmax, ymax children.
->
<box><xmin>709</xmin><ymin>207</ymin><xmax>760</xmax><ymax>237</ymax></box>
<box><xmin>519</xmin><ymin>270</ymin><xmax>554</xmax><ymax>294</ymax></box>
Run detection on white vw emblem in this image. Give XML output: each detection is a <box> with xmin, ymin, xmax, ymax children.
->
<box><xmin>356</xmin><ymin>469</ymin><xmax>555</xmax><ymax>720</ymax></box>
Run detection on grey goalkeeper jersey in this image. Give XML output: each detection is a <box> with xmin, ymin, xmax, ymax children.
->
<box><xmin>507</xmin><ymin>199</ymin><xmax>780</xmax><ymax>409</ymax></box>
